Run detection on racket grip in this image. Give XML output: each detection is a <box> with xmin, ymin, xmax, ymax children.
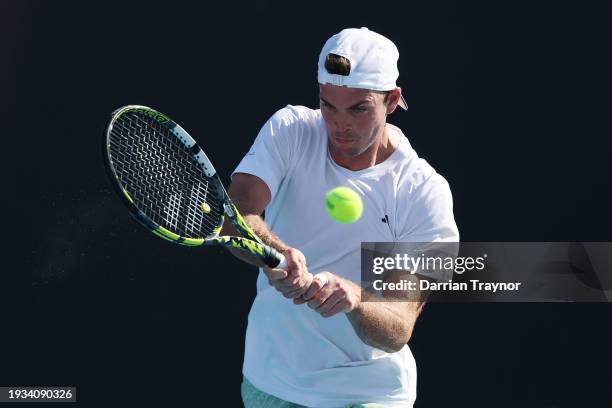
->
<box><xmin>276</xmin><ymin>254</ymin><xmax>288</xmax><ymax>270</ymax></box>
<box><xmin>263</xmin><ymin>246</ymin><xmax>287</xmax><ymax>269</ymax></box>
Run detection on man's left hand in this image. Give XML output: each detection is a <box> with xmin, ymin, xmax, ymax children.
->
<box><xmin>294</xmin><ymin>272</ymin><xmax>361</xmax><ymax>318</ymax></box>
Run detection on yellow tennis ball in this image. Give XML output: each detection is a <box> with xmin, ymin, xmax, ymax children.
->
<box><xmin>200</xmin><ymin>202</ymin><xmax>211</xmax><ymax>214</ymax></box>
<box><xmin>325</xmin><ymin>186</ymin><xmax>363</xmax><ymax>224</ymax></box>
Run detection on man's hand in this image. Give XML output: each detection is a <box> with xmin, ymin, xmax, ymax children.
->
<box><xmin>294</xmin><ymin>272</ymin><xmax>361</xmax><ymax>318</ymax></box>
<box><xmin>295</xmin><ymin>270</ymin><xmax>423</xmax><ymax>352</ymax></box>
<box><xmin>263</xmin><ymin>248</ymin><xmax>313</xmax><ymax>299</ymax></box>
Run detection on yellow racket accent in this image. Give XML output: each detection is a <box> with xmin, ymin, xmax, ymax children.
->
<box><xmin>152</xmin><ymin>226</ymin><xmax>180</xmax><ymax>242</ymax></box>
<box><xmin>231</xmin><ymin>204</ymin><xmax>260</xmax><ymax>243</ymax></box>
<box><xmin>182</xmin><ymin>237</ymin><xmax>205</xmax><ymax>246</ymax></box>
<box><xmin>212</xmin><ymin>224</ymin><xmax>223</xmax><ymax>236</ymax></box>
<box><xmin>122</xmin><ymin>188</ymin><xmax>134</xmax><ymax>204</ymax></box>
<box><xmin>151</xmin><ymin>226</ymin><xmax>204</xmax><ymax>246</ymax></box>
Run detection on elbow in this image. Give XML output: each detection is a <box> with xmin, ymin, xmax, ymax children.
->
<box><xmin>380</xmin><ymin>343</ymin><xmax>404</xmax><ymax>354</ymax></box>
<box><xmin>377</xmin><ymin>339</ymin><xmax>407</xmax><ymax>354</ymax></box>
<box><xmin>372</xmin><ymin>329</ymin><xmax>413</xmax><ymax>353</ymax></box>
<box><xmin>387</xmin><ymin>334</ymin><xmax>411</xmax><ymax>353</ymax></box>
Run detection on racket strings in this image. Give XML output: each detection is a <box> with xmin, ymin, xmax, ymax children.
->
<box><xmin>111</xmin><ymin>117</ymin><xmax>223</xmax><ymax>236</ymax></box>
<box><xmin>108</xmin><ymin>112</ymin><xmax>223</xmax><ymax>238</ymax></box>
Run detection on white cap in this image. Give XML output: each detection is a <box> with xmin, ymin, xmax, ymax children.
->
<box><xmin>318</xmin><ymin>27</ymin><xmax>408</xmax><ymax>110</ymax></box>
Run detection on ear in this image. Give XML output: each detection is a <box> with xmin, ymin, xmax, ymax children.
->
<box><xmin>385</xmin><ymin>88</ymin><xmax>403</xmax><ymax>115</ymax></box>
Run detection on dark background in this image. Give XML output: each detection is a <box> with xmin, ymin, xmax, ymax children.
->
<box><xmin>2</xmin><ymin>1</ymin><xmax>611</xmax><ymax>407</ymax></box>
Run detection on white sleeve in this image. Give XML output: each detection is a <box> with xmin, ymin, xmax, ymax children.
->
<box><xmin>232</xmin><ymin>106</ymin><xmax>301</xmax><ymax>199</ymax></box>
<box><xmin>397</xmin><ymin>173</ymin><xmax>460</xmax><ymax>243</ymax></box>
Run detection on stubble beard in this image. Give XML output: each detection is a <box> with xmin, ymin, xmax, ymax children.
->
<box><xmin>329</xmin><ymin>130</ymin><xmax>379</xmax><ymax>159</ymax></box>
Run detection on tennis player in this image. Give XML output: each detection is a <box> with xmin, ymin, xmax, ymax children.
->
<box><xmin>225</xmin><ymin>27</ymin><xmax>459</xmax><ymax>408</ymax></box>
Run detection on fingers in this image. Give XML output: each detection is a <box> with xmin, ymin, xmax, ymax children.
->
<box><xmin>264</xmin><ymin>266</ymin><xmax>288</xmax><ymax>281</ymax></box>
<box><xmin>265</xmin><ymin>247</ymin><xmax>318</xmax><ymax>300</ymax></box>
<box><xmin>270</xmin><ymin>272</ymin><xmax>314</xmax><ymax>299</ymax></box>
<box><xmin>275</xmin><ymin>274</ymin><xmax>300</xmax><ymax>288</ymax></box>
<box><xmin>300</xmin><ymin>273</ymin><xmax>361</xmax><ymax>317</ymax></box>
<box><xmin>309</xmin><ymin>289</ymin><xmax>352</xmax><ymax>318</ymax></box>
<box><xmin>319</xmin><ymin>293</ymin><xmax>350</xmax><ymax>318</ymax></box>
<box><xmin>301</xmin><ymin>273</ymin><xmax>329</xmax><ymax>301</ymax></box>
<box><xmin>266</xmin><ymin>259</ymin><xmax>355</xmax><ymax>318</ymax></box>
<box><xmin>293</xmin><ymin>297</ymin><xmax>307</xmax><ymax>305</ymax></box>
<box><xmin>282</xmin><ymin>248</ymin><xmax>307</xmax><ymax>277</ymax></box>
<box><xmin>277</xmin><ymin>276</ymin><xmax>307</xmax><ymax>298</ymax></box>
<box><xmin>306</xmin><ymin>285</ymin><xmax>337</xmax><ymax>310</ymax></box>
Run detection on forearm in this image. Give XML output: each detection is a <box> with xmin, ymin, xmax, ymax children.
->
<box><xmin>214</xmin><ymin>172</ymin><xmax>283</xmax><ymax>266</ymax></box>
<box><xmin>347</xmin><ymin>296</ymin><xmax>422</xmax><ymax>353</ymax></box>
<box><xmin>301</xmin><ymin>271</ymin><xmax>423</xmax><ymax>352</ymax></box>
<box><xmin>222</xmin><ymin>213</ymin><xmax>289</xmax><ymax>266</ymax></box>
<box><xmin>241</xmin><ymin>214</ymin><xmax>289</xmax><ymax>253</ymax></box>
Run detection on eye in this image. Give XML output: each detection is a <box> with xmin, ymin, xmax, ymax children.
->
<box><xmin>351</xmin><ymin>106</ymin><xmax>367</xmax><ymax>113</ymax></box>
<box><xmin>320</xmin><ymin>100</ymin><xmax>335</xmax><ymax>111</ymax></box>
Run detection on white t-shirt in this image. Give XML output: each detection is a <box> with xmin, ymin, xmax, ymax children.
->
<box><xmin>233</xmin><ymin>105</ymin><xmax>459</xmax><ymax>408</ymax></box>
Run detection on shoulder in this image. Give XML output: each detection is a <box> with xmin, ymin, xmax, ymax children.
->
<box><xmin>259</xmin><ymin>105</ymin><xmax>325</xmax><ymax>155</ymax></box>
<box><xmin>387</xmin><ymin>128</ymin><xmax>437</xmax><ymax>193</ymax></box>
<box><xmin>395</xmin><ymin>148</ymin><xmax>453</xmax><ymax>207</ymax></box>
<box><xmin>266</xmin><ymin>105</ymin><xmax>322</xmax><ymax>128</ymax></box>
<box><xmin>383</xmin><ymin>125</ymin><xmax>458</xmax><ymax>240</ymax></box>
<box><xmin>394</xmin><ymin>153</ymin><xmax>457</xmax><ymax>240</ymax></box>
<box><xmin>391</xmin><ymin>132</ymin><xmax>455</xmax><ymax>213</ymax></box>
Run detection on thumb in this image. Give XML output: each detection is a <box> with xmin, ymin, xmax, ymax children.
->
<box><xmin>265</xmin><ymin>267</ymin><xmax>288</xmax><ymax>280</ymax></box>
<box><xmin>283</xmin><ymin>258</ymin><xmax>299</xmax><ymax>277</ymax></box>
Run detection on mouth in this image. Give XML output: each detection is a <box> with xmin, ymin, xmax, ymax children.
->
<box><xmin>334</xmin><ymin>136</ymin><xmax>356</xmax><ymax>145</ymax></box>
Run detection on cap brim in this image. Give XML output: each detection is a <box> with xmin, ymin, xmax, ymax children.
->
<box><xmin>398</xmin><ymin>94</ymin><xmax>408</xmax><ymax>110</ymax></box>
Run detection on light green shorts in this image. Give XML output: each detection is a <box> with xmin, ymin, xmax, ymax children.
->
<box><xmin>241</xmin><ymin>377</ymin><xmax>387</xmax><ymax>408</ymax></box>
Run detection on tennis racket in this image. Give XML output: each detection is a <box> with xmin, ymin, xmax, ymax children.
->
<box><xmin>103</xmin><ymin>105</ymin><xmax>287</xmax><ymax>269</ymax></box>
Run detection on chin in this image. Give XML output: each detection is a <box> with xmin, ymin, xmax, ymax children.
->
<box><xmin>332</xmin><ymin>144</ymin><xmax>364</xmax><ymax>158</ymax></box>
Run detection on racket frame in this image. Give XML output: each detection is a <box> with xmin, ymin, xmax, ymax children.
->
<box><xmin>103</xmin><ymin>105</ymin><xmax>287</xmax><ymax>268</ymax></box>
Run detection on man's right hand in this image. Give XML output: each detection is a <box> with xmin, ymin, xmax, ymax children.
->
<box><xmin>264</xmin><ymin>247</ymin><xmax>313</xmax><ymax>299</ymax></box>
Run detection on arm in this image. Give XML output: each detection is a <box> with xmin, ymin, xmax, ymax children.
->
<box><xmin>347</xmin><ymin>272</ymin><xmax>425</xmax><ymax>353</ymax></box>
<box><xmin>222</xmin><ymin>173</ymin><xmax>313</xmax><ymax>295</ymax></box>
<box><xmin>347</xmin><ymin>173</ymin><xmax>458</xmax><ymax>351</ymax></box>
<box><xmin>348</xmin><ymin>299</ymin><xmax>423</xmax><ymax>353</ymax></box>
<box><xmin>221</xmin><ymin>172</ymin><xmax>289</xmax><ymax>266</ymax></box>
<box><xmin>298</xmin><ymin>175</ymin><xmax>456</xmax><ymax>351</ymax></box>
<box><xmin>298</xmin><ymin>270</ymin><xmax>425</xmax><ymax>353</ymax></box>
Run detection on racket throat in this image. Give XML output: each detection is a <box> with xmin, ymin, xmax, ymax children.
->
<box><xmin>223</xmin><ymin>203</ymin><xmax>235</xmax><ymax>217</ymax></box>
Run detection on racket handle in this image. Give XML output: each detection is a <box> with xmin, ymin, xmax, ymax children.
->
<box><xmin>276</xmin><ymin>254</ymin><xmax>288</xmax><ymax>270</ymax></box>
<box><xmin>263</xmin><ymin>246</ymin><xmax>288</xmax><ymax>269</ymax></box>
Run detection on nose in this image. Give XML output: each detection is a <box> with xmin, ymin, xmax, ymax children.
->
<box><xmin>332</xmin><ymin>112</ymin><xmax>352</xmax><ymax>133</ymax></box>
